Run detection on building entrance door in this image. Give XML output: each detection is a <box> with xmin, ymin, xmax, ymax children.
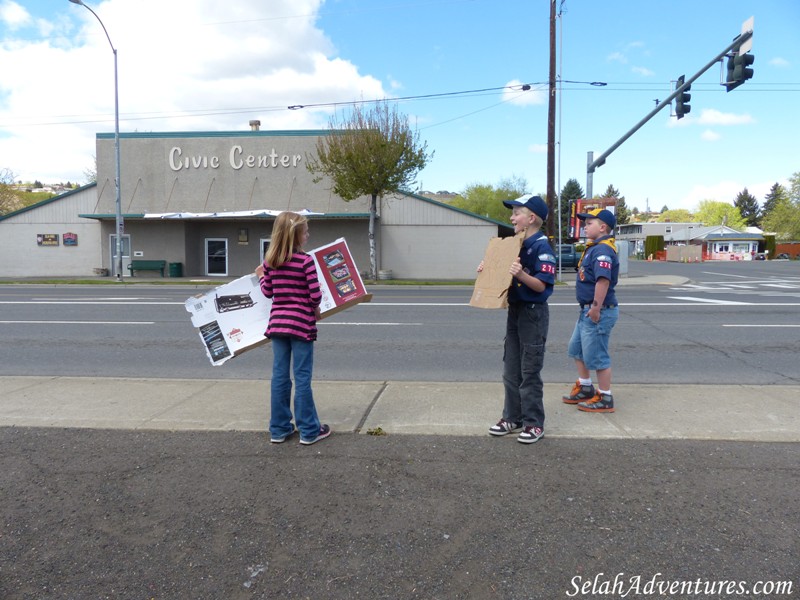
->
<box><xmin>206</xmin><ymin>238</ymin><xmax>228</xmax><ymax>276</ymax></box>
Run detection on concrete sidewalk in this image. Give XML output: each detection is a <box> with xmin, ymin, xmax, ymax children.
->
<box><xmin>2</xmin><ymin>376</ymin><xmax>797</xmax><ymax>442</ymax></box>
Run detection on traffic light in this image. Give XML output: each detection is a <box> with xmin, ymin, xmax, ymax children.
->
<box><xmin>725</xmin><ymin>52</ymin><xmax>754</xmax><ymax>92</ymax></box>
<box><xmin>675</xmin><ymin>75</ymin><xmax>691</xmax><ymax>119</ymax></box>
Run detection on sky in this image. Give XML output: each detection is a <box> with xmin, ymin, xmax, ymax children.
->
<box><xmin>1</xmin><ymin>0</ymin><xmax>798</xmax><ymax>213</ymax></box>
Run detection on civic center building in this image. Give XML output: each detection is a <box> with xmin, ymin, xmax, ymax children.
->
<box><xmin>0</xmin><ymin>129</ymin><xmax>510</xmax><ymax>280</ymax></box>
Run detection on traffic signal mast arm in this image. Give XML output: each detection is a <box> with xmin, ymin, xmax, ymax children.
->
<box><xmin>587</xmin><ymin>29</ymin><xmax>753</xmax><ymax>176</ymax></box>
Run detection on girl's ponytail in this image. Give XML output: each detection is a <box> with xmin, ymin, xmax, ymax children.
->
<box><xmin>265</xmin><ymin>211</ymin><xmax>308</xmax><ymax>268</ymax></box>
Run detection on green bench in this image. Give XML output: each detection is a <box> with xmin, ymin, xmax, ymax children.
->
<box><xmin>127</xmin><ymin>259</ymin><xmax>167</xmax><ymax>277</ymax></box>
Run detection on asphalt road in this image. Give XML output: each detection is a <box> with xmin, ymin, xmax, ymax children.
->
<box><xmin>0</xmin><ymin>260</ymin><xmax>798</xmax><ymax>384</ymax></box>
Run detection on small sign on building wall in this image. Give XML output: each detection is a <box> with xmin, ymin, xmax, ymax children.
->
<box><xmin>63</xmin><ymin>232</ymin><xmax>78</xmax><ymax>246</ymax></box>
<box><xmin>37</xmin><ymin>234</ymin><xmax>59</xmax><ymax>246</ymax></box>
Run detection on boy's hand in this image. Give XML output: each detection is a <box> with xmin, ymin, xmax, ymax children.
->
<box><xmin>509</xmin><ymin>257</ymin><xmax>523</xmax><ymax>278</ymax></box>
<box><xmin>476</xmin><ymin>260</ymin><xmax>485</xmax><ymax>273</ymax></box>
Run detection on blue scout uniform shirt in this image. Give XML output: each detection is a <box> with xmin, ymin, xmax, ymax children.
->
<box><xmin>576</xmin><ymin>234</ymin><xmax>619</xmax><ymax>306</ymax></box>
<box><xmin>507</xmin><ymin>232</ymin><xmax>556</xmax><ymax>304</ymax></box>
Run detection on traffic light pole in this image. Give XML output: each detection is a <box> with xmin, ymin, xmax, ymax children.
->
<box><xmin>585</xmin><ymin>29</ymin><xmax>752</xmax><ymax>198</ymax></box>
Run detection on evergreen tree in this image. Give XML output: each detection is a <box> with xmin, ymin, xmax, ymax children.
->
<box><xmin>602</xmin><ymin>184</ymin><xmax>629</xmax><ymax>225</ymax></box>
<box><xmin>559</xmin><ymin>178</ymin><xmax>584</xmax><ymax>241</ymax></box>
<box><xmin>762</xmin><ymin>182</ymin><xmax>789</xmax><ymax>217</ymax></box>
<box><xmin>661</xmin><ymin>205</ymin><xmax>669</xmax><ymax>213</ymax></box>
<box><xmin>733</xmin><ymin>187</ymin><xmax>760</xmax><ymax>228</ymax></box>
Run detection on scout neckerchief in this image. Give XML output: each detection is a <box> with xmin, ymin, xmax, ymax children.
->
<box><xmin>577</xmin><ymin>235</ymin><xmax>617</xmax><ymax>270</ymax></box>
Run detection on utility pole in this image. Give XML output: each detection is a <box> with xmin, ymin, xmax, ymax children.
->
<box><xmin>546</xmin><ymin>0</ymin><xmax>557</xmax><ymax>240</ymax></box>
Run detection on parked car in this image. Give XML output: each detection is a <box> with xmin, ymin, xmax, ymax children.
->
<box><xmin>775</xmin><ymin>253</ymin><xmax>790</xmax><ymax>260</ymax></box>
<box><xmin>556</xmin><ymin>244</ymin><xmax>579</xmax><ymax>270</ymax></box>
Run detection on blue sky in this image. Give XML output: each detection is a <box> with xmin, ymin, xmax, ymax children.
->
<box><xmin>1</xmin><ymin>0</ymin><xmax>798</xmax><ymax>212</ymax></box>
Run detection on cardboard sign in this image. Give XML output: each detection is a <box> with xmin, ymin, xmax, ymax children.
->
<box><xmin>186</xmin><ymin>237</ymin><xmax>371</xmax><ymax>366</ymax></box>
<box><xmin>469</xmin><ymin>235</ymin><xmax>522</xmax><ymax>309</ymax></box>
<box><xmin>311</xmin><ymin>238</ymin><xmax>373</xmax><ymax>319</ymax></box>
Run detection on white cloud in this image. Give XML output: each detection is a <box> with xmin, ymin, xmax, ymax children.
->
<box><xmin>697</xmin><ymin>109</ymin><xmax>754</xmax><ymax>126</ymax></box>
<box><xmin>701</xmin><ymin>129</ymin><xmax>721</xmax><ymax>141</ymax></box>
<box><xmin>631</xmin><ymin>66</ymin><xmax>654</xmax><ymax>77</ymax></box>
<box><xmin>502</xmin><ymin>80</ymin><xmax>545</xmax><ymax>106</ymax></box>
<box><xmin>682</xmin><ymin>181</ymin><xmax>744</xmax><ymax>210</ymax></box>
<box><xmin>607</xmin><ymin>51</ymin><xmax>626</xmax><ymax>64</ymax></box>
<box><xmin>0</xmin><ymin>0</ymin><xmax>30</xmax><ymax>29</ymax></box>
<box><xmin>0</xmin><ymin>0</ymin><xmax>389</xmax><ymax>182</ymax></box>
<box><xmin>528</xmin><ymin>144</ymin><xmax>547</xmax><ymax>154</ymax></box>
<box><xmin>769</xmin><ymin>57</ymin><xmax>790</xmax><ymax>68</ymax></box>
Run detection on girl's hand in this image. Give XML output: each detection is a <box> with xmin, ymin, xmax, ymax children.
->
<box><xmin>255</xmin><ymin>264</ymin><xmax>265</xmax><ymax>278</ymax></box>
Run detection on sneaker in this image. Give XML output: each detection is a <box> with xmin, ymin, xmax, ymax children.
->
<box><xmin>578</xmin><ymin>393</ymin><xmax>615</xmax><ymax>413</ymax></box>
<box><xmin>488</xmin><ymin>419</ymin><xmax>523</xmax><ymax>437</ymax></box>
<box><xmin>562</xmin><ymin>380</ymin><xmax>596</xmax><ymax>404</ymax></box>
<box><xmin>270</xmin><ymin>426</ymin><xmax>296</xmax><ymax>444</ymax></box>
<box><xmin>517</xmin><ymin>425</ymin><xmax>544</xmax><ymax>444</ymax></box>
<box><xmin>300</xmin><ymin>424</ymin><xmax>332</xmax><ymax>445</ymax></box>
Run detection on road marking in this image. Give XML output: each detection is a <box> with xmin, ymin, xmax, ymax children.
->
<box><xmin>321</xmin><ymin>322</ymin><xmax>423</xmax><ymax>326</ymax></box>
<box><xmin>667</xmin><ymin>296</ymin><xmax>750</xmax><ymax>305</ymax></box>
<box><xmin>723</xmin><ymin>324</ymin><xmax>800</xmax><ymax>328</ymax></box>
<box><xmin>0</xmin><ymin>301</ymin><xmax>183</xmax><ymax>305</ymax></box>
<box><xmin>0</xmin><ymin>320</ymin><xmax>155</xmax><ymax>325</ymax></box>
<box><xmin>762</xmin><ymin>283</ymin><xmax>800</xmax><ymax>289</ymax></box>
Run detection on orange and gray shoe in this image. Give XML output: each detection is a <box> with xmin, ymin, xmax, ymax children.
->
<box><xmin>562</xmin><ymin>380</ymin><xmax>596</xmax><ymax>404</ymax></box>
<box><xmin>577</xmin><ymin>392</ymin><xmax>615</xmax><ymax>413</ymax></box>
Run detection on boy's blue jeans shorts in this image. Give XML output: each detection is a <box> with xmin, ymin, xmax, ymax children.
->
<box><xmin>567</xmin><ymin>305</ymin><xmax>619</xmax><ymax>371</ymax></box>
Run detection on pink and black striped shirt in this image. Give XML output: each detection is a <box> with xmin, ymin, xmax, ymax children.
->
<box><xmin>260</xmin><ymin>252</ymin><xmax>322</xmax><ymax>342</ymax></box>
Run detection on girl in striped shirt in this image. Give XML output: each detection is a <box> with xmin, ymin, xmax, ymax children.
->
<box><xmin>256</xmin><ymin>212</ymin><xmax>331</xmax><ymax>446</ymax></box>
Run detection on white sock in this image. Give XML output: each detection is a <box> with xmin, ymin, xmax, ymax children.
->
<box><xmin>598</xmin><ymin>389</ymin><xmax>611</xmax><ymax>396</ymax></box>
<box><xmin>579</xmin><ymin>378</ymin><xmax>593</xmax><ymax>387</ymax></box>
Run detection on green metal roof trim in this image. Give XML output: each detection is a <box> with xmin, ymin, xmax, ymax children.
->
<box><xmin>402</xmin><ymin>190</ymin><xmax>512</xmax><ymax>228</ymax></box>
<box><xmin>0</xmin><ymin>183</ymin><xmax>97</xmax><ymax>222</ymax></box>
<box><xmin>96</xmin><ymin>130</ymin><xmax>337</xmax><ymax>140</ymax></box>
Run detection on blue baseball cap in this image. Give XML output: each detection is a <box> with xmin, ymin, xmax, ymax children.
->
<box><xmin>502</xmin><ymin>194</ymin><xmax>548</xmax><ymax>221</ymax></box>
<box><xmin>577</xmin><ymin>208</ymin><xmax>616</xmax><ymax>230</ymax></box>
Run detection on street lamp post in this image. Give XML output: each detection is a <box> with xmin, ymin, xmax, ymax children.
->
<box><xmin>69</xmin><ymin>0</ymin><xmax>124</xmax><ymax>281</ymax></box>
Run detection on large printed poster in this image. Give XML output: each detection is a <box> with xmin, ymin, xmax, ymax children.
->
<box><xmin>186</xmin><ymin>237</ymin><xmax>371</xmax><ymax>366</ymax></box>
<box><xmin>311</xmin><ymin>238</ymin><xmax>371</xmax><ymax>317</ymax></box>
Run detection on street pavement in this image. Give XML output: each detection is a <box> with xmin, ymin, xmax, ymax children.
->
<box><xmin>2</xmin><ymin>273</ymin><xmax>799</xmax><ymax>599</ymax></box>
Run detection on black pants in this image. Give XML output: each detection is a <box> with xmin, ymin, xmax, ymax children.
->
<box><xmin>502</xmin><ymin>302</ymin><xmax>549</xmax><ymax>428</ymax></box>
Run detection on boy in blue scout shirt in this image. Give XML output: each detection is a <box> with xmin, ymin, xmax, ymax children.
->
<box><xmin>562</xmin><ymin>208</ymin><xmax>619</xmax><ymax>412</ymax></box>
<box><xmin>483</xmin><ymin>194</ymin><xmax>556</xmax><ymax>444</ymax></box>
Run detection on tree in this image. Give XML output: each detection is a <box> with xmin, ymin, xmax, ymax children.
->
<box><xmin>657</xmin><ymin>209</ymin><xmax>694</xmax><ymax>223</ymax></box>
<box><xmin>733</xmin><ymin>187</ymin><xmax>760</xmax><ymax>228</ymax></box>
<box><xmin>307</xmin><ymin>101</ymin><xmax>431</xmax><ymax>280</ymax></box>
<box><xmin>602</xmin><ymin>184</ymin><xmax>629</xmax><ymax>225</ymax></box>
<box><xmin>661</xmin><ymin>205</ymin><xmax>669</xmax><ymax>213</ymax></box>
<box><xmin>449</xmin><ymin>176</ymin><xmax>528</xmax><ymax>222</ymax></box>
<box><xmin>761</xmin><ymin>196</ymin><xmax>800</xmax><ymax>241</ymax></box>
<box><xmin>762</xmin><ymin>182</ymin><xmax>789</xmax><ymax>217</ymax></box>
<box><xmin>559</xmin><ymin>178</ymin><xmax>584</xmax><ymax>241</ymax></box>
<box><xmin>83</xmin><ymin>156</ymin><xmax>98</xmax><ymax>185</ymax></box>
<box><xmin>694</xmin><ymin>200</ymin><xmax>746</xmax><ymax>230</ymax></box>
<box><xmin>0</xmin><ymin>167</ymin><xmax>23</xmax><ymax>215</ymax></box>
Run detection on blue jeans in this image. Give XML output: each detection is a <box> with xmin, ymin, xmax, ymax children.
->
<box><xmin>502</xmin><ymin>302</ymin><xmax>549</xmax><ymax>428</ymax></box>
<box><xmin>270</xmin><ymin>335</ymin><xmax>320</xmax><ymax>440</ymax></box>
<box><xmin>567</xmin><ymin>306</ymin><xmax>619</xmax><ymax>370</ymax></box>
